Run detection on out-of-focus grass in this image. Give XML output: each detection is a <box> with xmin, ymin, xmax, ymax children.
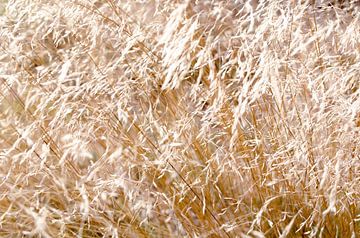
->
<box><xmin>0</xmin><ymin>0</ymin><xmax>359</xmax><ymax>237</ymax></box>
<box><xmin>0</xmin><ymin>0</ymin><xmax>6</xmax><ymax>15</ymax></box>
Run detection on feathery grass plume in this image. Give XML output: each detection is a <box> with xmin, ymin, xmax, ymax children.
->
<box><xmin>0</xmin><ymin>0</ymin><xmax>359</xmax><ymax>237</ymax></box>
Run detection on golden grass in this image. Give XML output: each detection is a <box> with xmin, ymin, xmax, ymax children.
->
<box><xmin>0</xmin><ymin>0</ymin><xmax>359</xmax><ymax>237</ymax></box>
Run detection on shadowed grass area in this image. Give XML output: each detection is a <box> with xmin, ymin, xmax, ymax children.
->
<box><xmin>0</xmin><ymin>0</ymin><xmax>6</xmax><ymax>15</ymax></box>
<box><xmin>0</xmin><ymin>0</ymin><xmax>359</xmax><ymax>237</ymax></box>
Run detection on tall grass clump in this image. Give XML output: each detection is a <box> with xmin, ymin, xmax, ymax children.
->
<box><xmin>0</xmin><ymin>0</ymin><xmax>359</xmax><ymax>237</ymax></box>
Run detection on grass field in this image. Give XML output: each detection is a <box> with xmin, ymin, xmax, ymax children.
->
<box><xmin>0</xmin><ymin>0</ymin><xmax>359</xmax><ymax>237</ymax></box>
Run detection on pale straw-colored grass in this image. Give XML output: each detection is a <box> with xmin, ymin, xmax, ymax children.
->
<box><xmin>0</xmin><ymin>0</ymin><xmax>359</xmax><ymax>237</ymax></box>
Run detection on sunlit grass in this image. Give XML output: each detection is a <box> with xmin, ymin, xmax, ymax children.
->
<box><xmin>0</xmin><ymin>0</ymin><xmax>359</xmax><ymax>237</ymax></box>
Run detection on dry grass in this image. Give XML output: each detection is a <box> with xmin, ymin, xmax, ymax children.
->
<box><xmin>0</xmin><ymin>0</ymin><xmax>359</xmax><ymax>237</ymax></box>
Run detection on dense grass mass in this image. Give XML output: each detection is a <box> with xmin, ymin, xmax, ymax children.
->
<box><xmin>0</xmin><ymin>0</ymin><xmax>359</xmax><ymax>237</ymax></box>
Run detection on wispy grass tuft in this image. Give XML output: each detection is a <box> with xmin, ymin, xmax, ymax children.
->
<box><xmin>0</xmin><ymin>0</ymin><xmax>359</xmax><ymax>237</ymax></box>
